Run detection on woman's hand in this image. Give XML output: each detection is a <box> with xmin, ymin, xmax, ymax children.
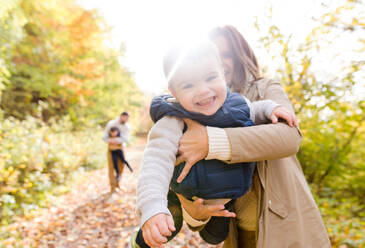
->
<box><xmin>176</xmin><ymin>194</ymin><xmax>236</xmax><ymax>221</ymax></box>
<box><xmin>270</xmin><ymin>106</ymin><xmax>298</xmax><ymax>127</ymax></box>
<box><xmin>175</xmin><ymin>118</ymin><xmax>209</xmax><ymax>183</ymax></box>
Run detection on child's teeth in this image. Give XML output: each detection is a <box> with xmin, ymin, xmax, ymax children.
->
<box><xmin>199</xmin><ymin>96</ymin><xmax>214</xmax><ymax>105</ymax></box>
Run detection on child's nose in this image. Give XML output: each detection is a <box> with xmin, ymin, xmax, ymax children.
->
<box><xmin>195</xmin><ymin>82</ymin><xmax>210</xmax><ymax>95</ymax></box>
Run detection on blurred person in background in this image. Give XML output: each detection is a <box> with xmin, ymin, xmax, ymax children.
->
<box><xmin>103</xmin><ymin>111</ymin><xmax>130</xmax><ymax>192</ymax></box>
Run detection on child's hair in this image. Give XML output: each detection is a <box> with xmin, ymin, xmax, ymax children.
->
<box><xmin>209</xmin><ymin>25</ymin><xmax>261</xmax><ymax>92</ymax></box>
<box><xmin>163</xmin><ymin>41</ymin><xmax>223</xmax><ymax>86</ymax></box>
<box><xmin>109</xmin><ymin>127</ymin><xmax>120</xmax><ymax>136</ymax></box>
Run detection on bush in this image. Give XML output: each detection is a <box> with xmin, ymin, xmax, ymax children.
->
<box><xmin>317</xmin><ymin>197</ymin><xmax>365</xmax><ymax>247</ymax></box>
<box><xmin>0</xmin><ymin>114</ymin><xmax>105</xmax><ymax>226</ymax></box>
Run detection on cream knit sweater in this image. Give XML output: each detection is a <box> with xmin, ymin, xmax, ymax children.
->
<box><xmin>136</xmin><ymin>99</ymin><xmax>278</xmax><ymax>226</ymax></box>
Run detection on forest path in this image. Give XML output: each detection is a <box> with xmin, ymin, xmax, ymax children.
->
<box><xmin>10</xmin><ymin>137</ymin><xmax>220</xmax><ymax>248</ymax></box>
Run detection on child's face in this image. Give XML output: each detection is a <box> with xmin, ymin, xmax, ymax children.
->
<box><xmin>169</xmin><ymin>55</ymin><xmax>227</xmax><ymax>116</ymax></box>
<box><xmin>110</xmin><ymin>130</ymin><xmax>118</xmax><ymax>137</ymax></box>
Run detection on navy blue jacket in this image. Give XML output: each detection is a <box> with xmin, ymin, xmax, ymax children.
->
<box><xmin>150</xmin><ymin>91</ymin><xmax>256</xmax><ymax>200</ymax></box>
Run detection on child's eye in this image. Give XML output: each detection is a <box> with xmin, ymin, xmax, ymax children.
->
<box><xmin>206</xmin><ymin>75</ymin><xmax>217</xmax><ymax>82</ymax></box>
<box><xmin>182</xmin><ymin>83</ymin><xmax>193</xmax><ymax>89</ymax></box>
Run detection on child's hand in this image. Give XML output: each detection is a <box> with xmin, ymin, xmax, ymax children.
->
<box><xmin>142</xmin><ymin>213</ymin><xmax>175</xmax><ymax>248</ymax></box>
<box><xmin>270</xmin><ymin>106</ymin><xmax>298</xmax><ymax>127</ymax></box>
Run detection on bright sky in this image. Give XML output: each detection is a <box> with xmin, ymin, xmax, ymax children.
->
<box><xmin>79</xmin><ymin>0</ymin><xmax>323</xmax><ymax>94</ymax></box>
<box><xmin>80</xmin><ymin>0</ymin><xmax>363</xmax><ymax>98</ymax></box>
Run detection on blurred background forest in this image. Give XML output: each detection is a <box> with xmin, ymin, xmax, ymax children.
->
<box><xmin>0</xmin><ymin>0</ymin><xmax>364</xmax><ymax>247</ymax></box>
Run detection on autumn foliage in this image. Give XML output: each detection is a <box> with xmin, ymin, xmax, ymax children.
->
<box><xmin>0</xmin><ymin>0</ymin><xmax>142</xmax><ymax>230</ymax></box>
<box><xmin>0</xmin><ymin>0</ymin><xmax>142</xmax><ymax>123</ymax></box>
<box><xmin>0</xmin><ymin>0</ymin><xmax>364</xmax><ymax>247</ymax></box>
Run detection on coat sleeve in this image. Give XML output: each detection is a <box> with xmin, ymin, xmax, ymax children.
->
<box><xmin>136</xmin><ymin>116</ymin><xmax>184</xmax><ymax>226</ymax></box>
<box><xmin>225</xmin><ymin>80</ymin><xmax>302</xmax><ymax>163</ymax></box>
<box><xmin>250</xmin><ymin>99</ymin><xmax>280</xmax><ymax>125</ymax></box>
<box><xmin>117</xmin><ymin>124</ymin><xmax>130</xmax><ymax>144</ymax></box>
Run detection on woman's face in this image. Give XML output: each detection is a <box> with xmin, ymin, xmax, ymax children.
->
<box><xmin>213</xmin><ymin>35</ymin><xmax>235</xmax><ymax>86</ymax></box>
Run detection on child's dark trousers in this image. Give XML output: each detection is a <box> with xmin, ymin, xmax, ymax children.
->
<box><xmin>110</xmin><ymin>149</ymin><xmax>133</xmax><ymax>175</ymax></box>
<box><xmin>135</xmin><ymin>190</ymin><xmax>233</xmax><ymax>247</ymax></box>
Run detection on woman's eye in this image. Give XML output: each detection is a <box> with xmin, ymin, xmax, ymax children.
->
<box><xmin>221</xmin><ymin>52</ymin><xmax>233</xmax><ymax>59</ymax></box>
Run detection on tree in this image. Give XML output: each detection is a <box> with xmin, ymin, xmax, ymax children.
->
<box><xmin>0</xmin><ymin>0</ymin><xmax>27</xmax><ymax>101</ymax></box>
<box><xmin>255</xmin><ymin>0</ymin><xmax>364</xmax><ymax>208</ymax></box>
<box><xmin>0</xmin><ymin>0</ymin><xmax>142</xmax><ymax>124</ymax></box>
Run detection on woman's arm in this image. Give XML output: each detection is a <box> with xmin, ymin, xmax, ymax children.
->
<box><xmin>177</xmin><ymin>80</ymin><xmax>301</xmax><ymax>168</ymax></box>
<box><xmin>225</xmin><ymin>80</ymin><xmax>302</xmax><ymax>163</ymax></box>
<box><xmin>177</xmin><ymin>80</ymin><xmax>300</xmax><ymax>226</ymax></box>
<box><xmin>226</xmin><ymin>123</ymin><xmax>301</xmax><ymax>163</ymax></box>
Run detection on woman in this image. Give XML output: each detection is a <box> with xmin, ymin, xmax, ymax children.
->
<box><xmin>176</xmin><ymin>26</ymin><xmax>331</xmax><ymax>248</ymax></box>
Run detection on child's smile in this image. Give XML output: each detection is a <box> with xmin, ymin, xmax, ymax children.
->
<box><xmin>196</xmin><ymin>96</ymin><xmax>216</xmax><ymax>107</ymax></box>
<box><xmin>169</xmin><ymin>53</ymin><xmax>227</xmax><ymax>116</ymax></box>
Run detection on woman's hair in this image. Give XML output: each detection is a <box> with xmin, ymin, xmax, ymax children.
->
<box><xmin>209</xmin><ymin>25</ymin><xmax>261</xmax><ymax>92</ymax></box>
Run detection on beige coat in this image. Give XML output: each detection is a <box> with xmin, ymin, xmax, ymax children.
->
<box><xmin>223</xmin><ymin>78</ymin><xmax>331</xmax><ymax>248</ymax></box>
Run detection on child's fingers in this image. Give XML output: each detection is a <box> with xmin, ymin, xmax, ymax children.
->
<box><xmin>166</xmin><ymin>215</ymin><xmax>176</xmax><ymax>232</ymax></box>
<box><xmin>150</xmin><ymin>225</ymin><xmax>168</xmax><ymax>244</ymax></box>
<box><xmin>280</xmin><ymin>112</ymin><xmax>292</xmax><ymax>126</ymax></box>
<box><xmin>286</xmin><ymin>112</ymin><xmax>295</xmax><ymax>127</ymax></box>
<box><xmin>157</xmin><ymin>218</ymin><xmax>172</xmax><ymax>237</ymax></box>
<box><xmin>294</xmin><ymin>117</ymin><xmax>298</xmax><ymax>127</ymax></box>
<box><xmin>270</xmin><ymin>114</ymin><xmax>278</xmax><ymax>124</ymax></box>
<box><xmin>275</xmin><ymin>110</ymin><xmax>295</xmax><ymax>127</ymax></box>
<box><xmin>286</xmin><ymin>113</ymin><xmax>295</xmax><ymax>127</ymax></box>
<box><xmin>290</xmin><ymin>116</ymin><xmax>294</xmax><ymax>127</ymax></box>
<box><xmin>143</xmin><ymin>229</ymin><xmax>158</xmax><ymax>248</ymax></box>
<box><xmin>288</xmin><ymin>112</ymin><xmax>298</xmax><ymax>127</ymax></box>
